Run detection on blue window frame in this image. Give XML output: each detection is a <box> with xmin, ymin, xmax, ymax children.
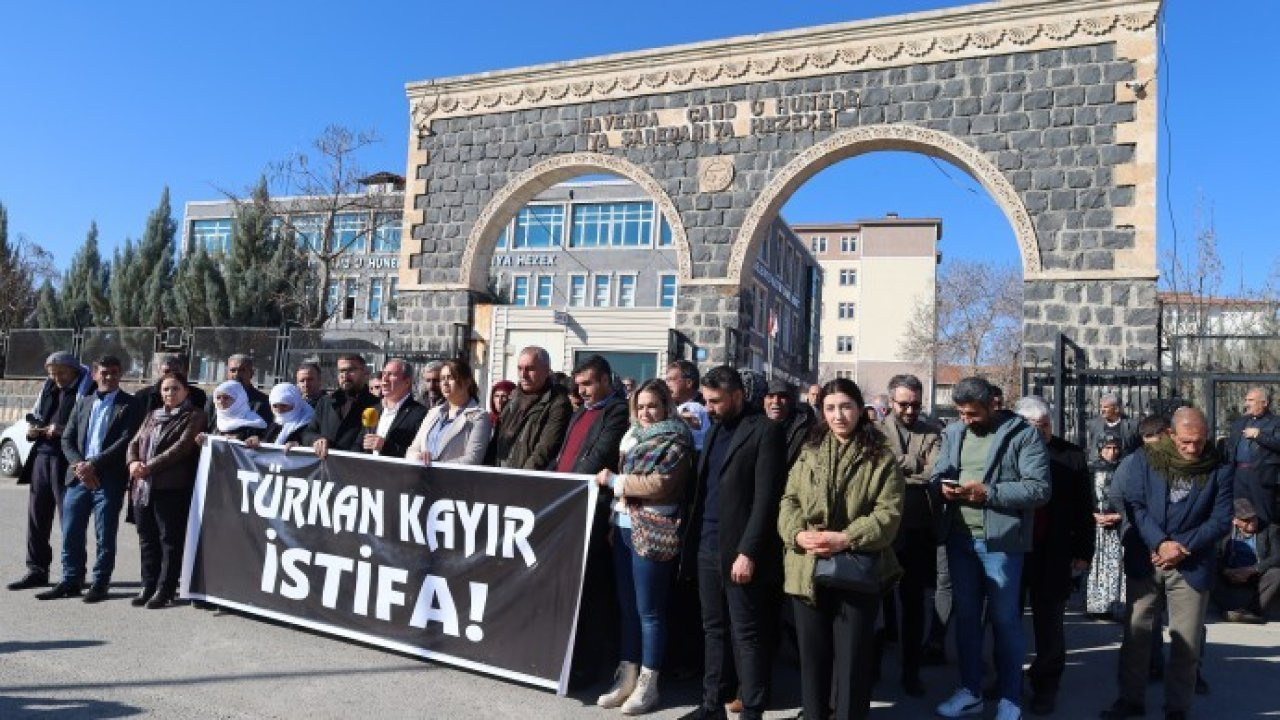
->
<box><xmin>371</xmin><ymin>212</ymin><xmax>401</xmax><ymax>253</ymax></box>
<box><xmin>333</xmin><ymin>213</ymin><xmax>365</xmax><ymax>252</ymax></box>
<box><xmin>569</xmin><ymin>274</ymin><xmax>587</xmax><ymax>307</ymax></box>
<box><xmin>617</xmin><ymin>275</ymin><xmax>636</xmax><ymax>307</ymax></box>
<box><xmin>593</xmin><ymin>275</ymin><xmax>611</xmax><ymax>307</ymax></box>
<box><xmin>535</xmin><ymin>276</ymin><xmax>553</xmax><ymax>307</ymax></box>
<box><xmin>367</xmin><ymin>278</ymin><xmax>383</xmax><ymax>321</ymax></box>
<box><xmin>659</xmin><ymin>274</ymin><xmax>677</xmax><ymax>308</ymax></box>
<box><xmin>293</xmin><ymin>215</ymin><xmax>323</xmax><ymax>252</ymax></box>
<box><xmin>192</xmin><ymin>218</ymin><xmax>233</xmax><ymax>254</ymax></box>
<box><xmin>512</xmin><ymin>276</ymin><xmax>530</xmax><ymax>306</ymax></box>
<box><xmin>570</xmin><ymin>202</ymin><xmax>654</xmax><ymax>248</ymax></box>
<box><xmin>513</xmin><ymin>205</ymin><xmax>564</xmax><ymax>249</ymax></box>
<box><xmin>658</xmin><ymin>216</ymin><xmax>673</xmax><ymax>247</ymax></box>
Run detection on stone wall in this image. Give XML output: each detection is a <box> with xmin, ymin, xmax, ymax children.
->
<box><xmin>405</xmin><ymin>23</ymin><xmax>1157</xmax><ymax>367</ymax></box>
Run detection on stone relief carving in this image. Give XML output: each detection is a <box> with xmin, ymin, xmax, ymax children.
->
<box><xmin>407</xmin><ymin>7</ymin><xmax>1158</xmax><ymax>130</ymax></box>
<box><xmin>458</xmin><ymin>153</ymin><xmax>692</xmax><ymax>290</ymax></box>
<box><xmin>698</xmin><ymin>157</ymin><xmax>736</xmax><ymax>194</ymax></box>
<box><xmin>729</xmin><ymin>124</ymin><xmax>1042</xmax><ymax>285</ymax></box>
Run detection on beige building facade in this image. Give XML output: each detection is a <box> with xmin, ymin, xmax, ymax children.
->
<box><xmin>793</xmin><ymin>216</ymin><xmax>938</xmax><ymax>402</ymax></box>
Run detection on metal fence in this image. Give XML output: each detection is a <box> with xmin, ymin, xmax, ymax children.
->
<box><xmin>1022</xmin><ymin>334</ymin><xmax>1280</xmax><ymax>446</ymax></box>
<box><xmin>3</xmin><ymin>329</ymin><xmax>76</xmax><ymax>378</ymax></box>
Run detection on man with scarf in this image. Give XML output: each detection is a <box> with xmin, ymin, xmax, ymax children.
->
<box><xmin>556</xmin><ymin>353</ymin><xmax>631</xmax><ymax>687</ymax></box>
<box><xmin>8</xmin><ymin>352</ymin><xmax>96</xmax><ymax>591</ymax></box>
<box><xmin>1101</xmin><ymin>407</ymin><xmax>1233</xmax><ymax>720</ymax></box>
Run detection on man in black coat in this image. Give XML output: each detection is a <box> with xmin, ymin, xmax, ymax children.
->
<box><xmin>358</xmin><ymin>358</ymin><xmax>427</xmax><ymax>459</ymax></box>
<box><xmin>554</xmin><ymin>354</ymin><xmax>631</xmax><ymax>687</ymax></box>
<box><xmin>1087</xmin><ymin>393</ymin><xmax>1142</xmax><ymax>459</ymax></box>
<box><xmin>36</xmin><ymin>356</ymin><xmax>142</xmax><ymax>602</ymax></box>
<box><xmin>204</xmin><ymin>353</ymin><xmax>271</xmax><ymax>425</ymax></box>
<box><xmin>1015</xmin><ymin>396</ymin><xmax>1095</xmax><ymax>715</ymax></box>
<box><xmin>303</xmin><ymin>354</ymin><xmax>380</xmax><ymax>457</ymax></box>
<box><xmin>137</xmin><ymin>354</ymin><xmax>207</xmax><ymax>413</ymax></box>
<box><xmin>8</xmin><ymin>352</ymin><xmax>96</xmax><ymax>591</ymax></box>
<box><xmin>1227</xmin><ymin>387</ymin><xmax>1280</xmax><ymax>523</ymax></box>
<box><xmin>762</xmin><ymin>378</ymin><xmax>813</xmax><ymax>471</ymax></box>
<box><xmin>680</xmin><ymin>366</ymin><xmax>786</xmax><ymax>720</ymax></box>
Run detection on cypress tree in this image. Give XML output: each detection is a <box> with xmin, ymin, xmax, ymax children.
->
<box><xmin>60</xmin><ymin>221</ymin><xmax>110</xmax><ymax>328</ymax></box>
<box><xmin>226</xmin><ymin>177</ymin><xmax>282</xmax><ymax>326</ymax></box>
<box><xmin>35</xmin><ymin>279</ymin><xmax>65</xmax><ymax>329</ymax></box>
<box><xmin>108</xmin><ymin>239</ymin><xmax>140</xmax><ymax>326</ymax></box>
<box><xmin>136</xmin><ymin>188</ymin><xmax>177</xmax><ymax>328</ymax></box>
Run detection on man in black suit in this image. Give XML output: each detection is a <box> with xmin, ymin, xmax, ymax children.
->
<box><xmin>8</xmin><ymin>352</ymin><xmax>95</xmax><ymax>591</ymax></box>
<box><xmin>359</xmin><ymin>358</ymin><xmax>427</xmax><ymax>459</ymax></box>
<box><xmin>1014</xmin><ymin>396</ymin><xmax>1096</xmax><ymax>715</ymax></box>
<box><xmin>680</xmin><ymin>366</ymin><xmax>785</xmax><ymax>720</ymax></box>
<box><xmin>554</xmin><ymin>354</ymin><xmax>631</xmax><ymax>687</ymax></box>
<box><xmin>205</xmin><ymin>353</ymin><xmax>271</xmax><ymax>425</ymax></box>
<box><xmin>36</xmin><ymin>356</ymin><xmax>141</xmax><ymax>602</ymax></box>
<box><xmin>1227</xmin><ymin>387</ymin><xmax>1280</xmax><ymax>523</ymax></box>
<box><xmin>304</xmin><ymin>354</ymin><xmax>381</xmax><ymax>457</ymax></box>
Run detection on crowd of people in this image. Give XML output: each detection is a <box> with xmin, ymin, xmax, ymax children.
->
<box><xmin>8</xmin><ymin>348</ymin><xmax>1279</xmax><ymax>720</ymax></box>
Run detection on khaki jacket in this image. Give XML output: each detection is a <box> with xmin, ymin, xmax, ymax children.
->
<box><xmin>778</xmin><ymin>432</ymin><xmax>904</xmax><ymax>603</ymax></box>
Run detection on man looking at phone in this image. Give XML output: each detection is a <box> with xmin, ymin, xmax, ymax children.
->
<box><xmin>931</xmin><ymin>377</ymin><xmax>1050</xmax><ymax>720</ymax></box>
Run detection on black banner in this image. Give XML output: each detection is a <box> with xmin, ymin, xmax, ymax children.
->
<box><xmin>180</xmin><ymin>439</ymin><xmax>596</xmax><ymax>693</ymax></box>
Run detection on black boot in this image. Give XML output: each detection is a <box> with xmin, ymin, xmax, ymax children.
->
<box><xmin>7</xmin><ymin>571</ymin><xmax>48</xmax><ymax>591</ymax></box>
<box><xmin>35</xmin><ymin>581</ymin><xmax>83</xmax><ymax>600</ymax></box>
<box><xmin>145</xmin><ymin>588</ymin><xmax>175</xmax><ymax>609</ymax></box>
<box><xmin>131</xmin><ymin>585</ymin><xmax>156</xmax><ymax>607</ymax></box>
<box><xmin>82</xmin><ymin>581</ymin><xmax>110</xmax><ymax>603</ymax></box>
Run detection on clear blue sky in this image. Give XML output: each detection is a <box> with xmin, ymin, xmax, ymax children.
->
<box><xmin>1</xmin><ymin>1</ymin><xmax>1275</xmax><ymax>289</ymax></box>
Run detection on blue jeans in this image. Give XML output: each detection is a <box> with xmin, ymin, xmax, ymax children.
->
<box><xmin>947</xmin><ymin>534</ymin><xmax>1026</xmax><ymax>703</ymax></box>
<box><xmin>60</xmin><ymin>479</ymin><xmax>126</xmax><ymax>584</ymax></box>
<box><xmin>613</xmin><ymin>527</ymin><xmax>675</xmax><ymax>669</ymax></box>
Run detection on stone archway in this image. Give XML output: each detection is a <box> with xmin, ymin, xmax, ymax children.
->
<box><xmin>398</xmin><ymin>0</ymin><xmax>1162</xmax><ymax>367</ymax></box>
<box><xmin>730</xmin><ymin>123</ymin><xmax>1041</xmax><ymax>286</ymax></box>
<box><xmin>457</xmin><ymin>152</ymin><xmax>693</xmax><ymax>292</ymax></box>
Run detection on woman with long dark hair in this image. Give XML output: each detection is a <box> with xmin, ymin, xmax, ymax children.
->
<box><xmin>778</xmin><ymin>377</ymin><xmax>904</xmax><ymax>720</ymax></box>
<box><xmin>593</xmin><ymin>379</ymin><xmax>694</xmax><ymax>715</ymax></box>
<box><xmin>126</xmin><ymin>373</ymin><xmax>207</xmax><ymax>609</ymax></box>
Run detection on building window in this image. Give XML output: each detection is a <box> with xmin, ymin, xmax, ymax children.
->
<box><xmin>535</xmin><ymin>276</ymin><xmax>553</xmax><ymax>307</ymax></box>
<box><xmin>810</xmin><ymin>236</ymin><xmax>827</xmax><ymax>254</ymax></box>
<box><xmin>333</xmin><ymin>213</ymin><xmax>366</xmax><ymax>252</ymax></box>
<box><xmin>836</xmin><ymin>369</ymin><xmax>855</xmax><ymax>380</ymax></box>
<box><xmin>839</xmin><ymin>269</ymin><xmax>858</xmax><ymax>286</ymax></box>
<box><xmin>755</xmin><ymin>285</ymin><xmax>767</xmax><ymax>328</ymax></box>
<box><xmin>496</xmin><ymin>225</ymin><xmax>509</xmax><ymax>250</ymax></box>
<box><xmin>658</xmin><ymin>216</ymin><xmax>673</xmax><ymax>247</ymax></box>
<box><xmin>371</xmin><ymin>212</ymin><xmax>401</xmax><ymax>253</ymax></box>
<box><xmin>569</xmin><ymin>274</ymin><xmax>587</xmax><ymax>307</ymax></box>
<box><xmin>325</xmin><ymin>280</ymin><xmax>339</xmax><ymax>316</ymax></box>
<box><xmin>840</xmin><ymin>235</ymin><xmax>858</xmax><ymax>254</ymax></box>
<box><xmin>293</xmin><ymin>214</ymin><xmax>323</xmax><ymax>252</ymax></box>
<box><xmin>513</xmin><ymin>205</ymin><xmax>564</xmax><ymax>249</ymax></box>
<box><xmin>838</xmin><ymin>302</ymin><xmax>856</xmax><ymax>319</ymax></box>
<box><xmin>367</xmin><ymin>278</ymin><xmax>384</xmax><ymax>321</ymax></box>
<box><xmin>343</xmin><ymin>279</ymin><xmax>358</xmax><ymax>320</ymax></box>
<box><xmin>617</xmin><ymin>275</ymin><xmax>637</xmax><ymax>307</ymax></box>
<box><xmin>659</xmin><ymin>274</ymin><xmax>677</xmax><ymax>308</ymax></box>
<box><xmin>388</xmin><ymin>277</ymin><xmax>400</xmax><ymax>320</ymax></box>
<box><xmin>191</xmin><ymin>218</ymin><xmax>233</xmax><ymax>254</ymax></box>
<box><xmin>593</xmin><ymin>275</ymin><xmax>611</xmax><ymax>307</ymax></box>
<box><xmin>570</xmin><ymin>202</ymin><xmax>654</xmax><ymax>248</ymax></box>
<box><xmin>836</xmin><ymin>336</ymin><xmax>855</xmax><ymax>353</ymax></box>
<box><xmin>512</xmin><ymin>276</ymin><xmax>530</xmax><ymax>307</ymax></box>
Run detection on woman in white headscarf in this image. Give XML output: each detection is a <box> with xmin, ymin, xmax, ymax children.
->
<box><xmin>246</xmin><ymin>383</ymin><xmax>315</xmax><ymax>447</ymax></box>
<box><xmin>197</xmin><ymin>381</ymin><xmax>267</xmax><ymax>443</ymax></box>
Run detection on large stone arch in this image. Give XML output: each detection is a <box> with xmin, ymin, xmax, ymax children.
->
<box><xmin>399</xmin><ymin>0</ymin><xmax>1162</xmax><ymax>367</ymax></box>
<box><xmin>458</xmin><ymin>152</ymin><xmax>692</xmax><ymax>292</ymax></box>
<box><xmin>731</xmin><ymin>123</ymin><xmax>1040</xmax><ymax>285</ymax></box>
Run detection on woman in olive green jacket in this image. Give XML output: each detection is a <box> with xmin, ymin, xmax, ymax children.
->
<box><xmin>778</xmin><ymin>377</ymin><xmax>905</xmax><ymax>720</ymax></box>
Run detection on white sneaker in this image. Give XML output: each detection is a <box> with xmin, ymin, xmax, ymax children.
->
<box><xmin>596</xmin><ymin>662</ymin><xmax>639</xmax><ymax>708</ymax></box>
<box><xmin>995</xmin><ymin>698</ymin><xmax>1022</xmax><ymax>720</ymax></box>
<box><xmin>936</xmin><ymin>687</ymin><xmax>984</xmax><ymax>718</ymax></box>
<box><xmin>620</xmin><ymin>668</ymin><xmax>659</xmax><ymax>715</ymax></box>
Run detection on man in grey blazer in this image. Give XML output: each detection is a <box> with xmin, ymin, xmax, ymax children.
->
<box><xmin>37</xmin><ymin>356</ymin><xmax>141</xmax><ymax>602</ymax></box>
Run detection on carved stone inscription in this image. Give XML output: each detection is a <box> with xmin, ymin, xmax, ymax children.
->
<box><xmin>581</xmin><ymin>90</ymin><xmax>860</xmax><ymax>151</ymax></box>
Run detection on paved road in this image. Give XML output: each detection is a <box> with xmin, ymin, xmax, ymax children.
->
<box><xmin>0</xmin><ymin>478</ymin><xmax>1276</xmax><ymax>719</ymax></box>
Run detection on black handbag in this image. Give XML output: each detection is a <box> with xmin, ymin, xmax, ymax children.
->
<box><xmin>813</xmin><ymin>551</ymin><xmax>881</xmax><ymax>594</ymax></box>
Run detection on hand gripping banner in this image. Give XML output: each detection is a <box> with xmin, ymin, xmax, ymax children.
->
<box><xmin>181</xmin><ymin>439</ymin><xmax>597</xmax><ymax>694</ymax></box>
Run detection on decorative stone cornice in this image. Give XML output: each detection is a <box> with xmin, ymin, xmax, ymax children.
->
<box><xmin>406</xmin><ymin>0</ymin><xmax>1158</xmax><ymax>134</ymax></box>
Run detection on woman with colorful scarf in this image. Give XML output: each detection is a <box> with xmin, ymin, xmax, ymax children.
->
<box><xmin>1086</xmin><ymin>434</ymin><xmax>1126</xmax><ymax>620</ymax></box>
<box><xmin>126</xmin><ymin>374</ymin><xmax>207</xmax><ymax>609</ymax></box>
<box><xmin>778</xmin><ymin>377</ymin><xmax>903</xmax><ymax>720</ymax></box>
<box><xmin>593</xmin><ymin>379</ymin><xmax>694</xmax><ymax>716</ymax></box>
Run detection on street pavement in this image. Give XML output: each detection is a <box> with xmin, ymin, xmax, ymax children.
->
<box><xmin>0</xmin><ymin>477</ymin><xmax>1277</xmax><ymax>719</ymax></box>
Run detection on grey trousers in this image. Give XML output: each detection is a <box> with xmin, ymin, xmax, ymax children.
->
<box><xmin>1119</xmin><ymin>567</ymin><xmax>1210</xmax><ymax>713</ymax></box>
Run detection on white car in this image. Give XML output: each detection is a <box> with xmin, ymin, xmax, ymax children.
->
<box><xmin>0</xmin><ymin>419</ymin><xmax>34</xmax><ymax>478</ymax></box>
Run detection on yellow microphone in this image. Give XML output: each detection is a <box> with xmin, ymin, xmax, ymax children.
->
<box><xmin>362</xmin><ymin>407</ymin><xmax>381</xmax><ymax>455</ymax></box>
